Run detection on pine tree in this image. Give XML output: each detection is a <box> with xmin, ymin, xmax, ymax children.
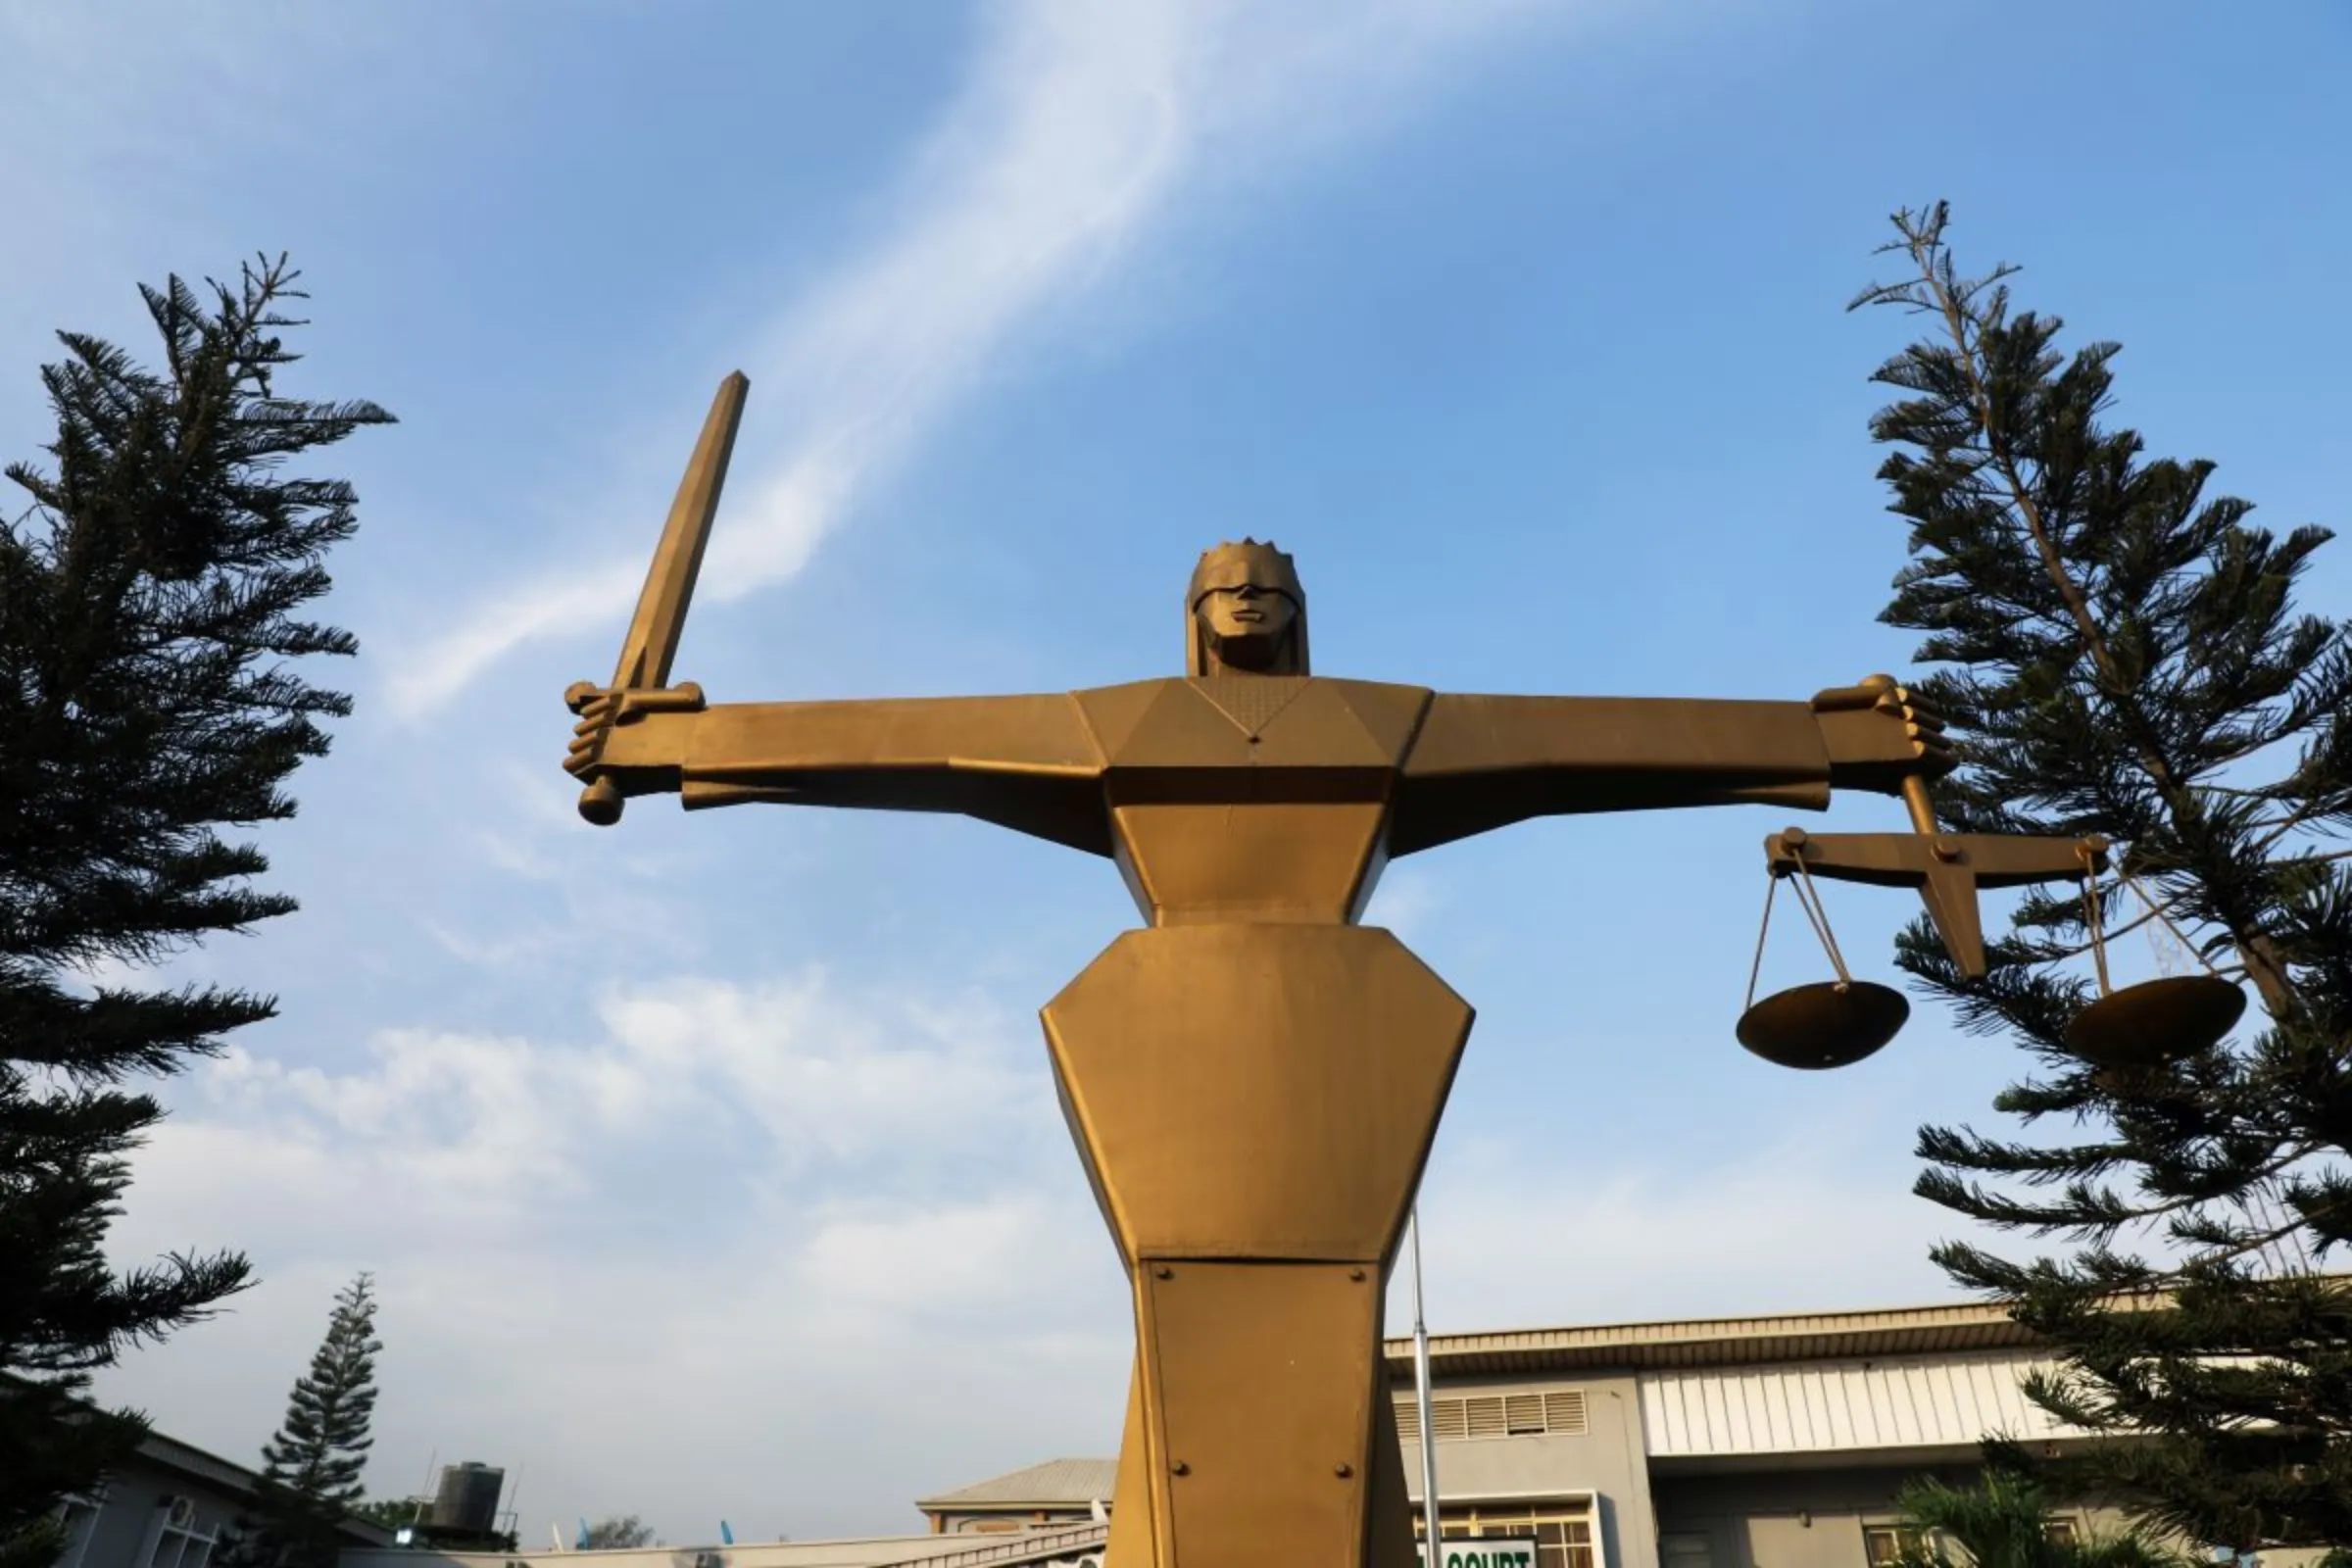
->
<box><xmin>233</xmin><ymin>1275</ymin><xmax>384</xmax><ymax>1568</ymax></box>
<box><xmin>1850</xmin><ymin>203</ymin><xmax>2352</xmax><ymax>1548</ymax></box>
<box><xmin>0</xmin><ymin>258</ymin><xmax>392</xmax><ymax>1568</ymax></box>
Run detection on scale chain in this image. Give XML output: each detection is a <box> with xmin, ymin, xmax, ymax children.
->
<box><xmin>2080</xmin><ymin>848</ymin><xmax>2113</xmax><ymax>998</ymax></box>
<box><xmin>2121</xmin><ymin>870</ymin><xmax>2226</xmax><ymax>981</ymax></box>
<box><xmin>1744</xmin><ymin>874</ymin><xmax>1780</xmax><ymax>1013</ymax></box>
<box><xmin>1788</xmin><ymin>851</ymin><xmax>1853</xmax><ymax>987</ymax></box>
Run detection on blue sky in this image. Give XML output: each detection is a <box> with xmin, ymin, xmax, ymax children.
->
<box><xmin>7</xmin><ymin>0</ymin><xmax>2349</xmax><ymax>1546</ymax></box>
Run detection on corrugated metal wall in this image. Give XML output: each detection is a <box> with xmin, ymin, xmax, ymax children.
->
<box><xmin>1640</xmin><ymin>1352</ymin><xmax>2087</xmax><ymax>1456</ymax></box>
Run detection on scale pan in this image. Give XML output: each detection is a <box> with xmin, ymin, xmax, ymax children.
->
<box><xmin>2064</xmin><ymin>975</ymin><xmax>2246</xmax><ymax>1068</ymax></box>
<box><xmin>1737</xmin><ymin>981</ymin><xmax>1909</xmax><ymax>1069</ymax></box>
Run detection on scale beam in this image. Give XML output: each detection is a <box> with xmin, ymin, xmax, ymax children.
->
<box><xmin>1766</xmin><ymin>826</ymin><xmax>2104</xmax><ymax>979</ymax></box>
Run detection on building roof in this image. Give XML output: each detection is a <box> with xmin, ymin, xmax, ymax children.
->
<box><xmin>913</xmin><ymin>1303</ymin><xmax>2044</xmax><ymax>1512</ymax></box>
<box><xmin>135</xmin><ymin>1429</ymin><xmax>397</xmax><ymax>1546</ymax></box>
<box><xmin>905</xmin><ymin>1523</ymin><xmax>1107</xmax><ymax>1566</ymax></box>
<box><xmin>139</xmin><ymin>1429</ymin><xmax>272</xmax><ymax>1495</ymax></box>
<box><xmin>915</xmin><ymin>1458</ymin><xmax>1119</xmax><ymax>1512</ymax></box>
<box><xmin>1384</xmin><ymin>1297</ymin><xmax>2036</xmax><ymax>1378</ymax></box>
<box><xmin>355</xmin><ymin>1522</ymin><xmax>1112</xmax><ymax>1568</ymax></box>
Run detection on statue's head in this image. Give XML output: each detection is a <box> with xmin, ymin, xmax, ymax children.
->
<box><xmin>1188</xmin><ymin>539</ymin><xmax>1308</xmax><ymax>677</ymax></box>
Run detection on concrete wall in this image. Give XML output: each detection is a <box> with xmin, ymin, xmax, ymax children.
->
<box><xmin>1654</xmin><ymin>1463</ymin><xmax>1986</xmax><ymax>1568</ymax></box>
<box><xmin>1654</xmin><ymin>1467</ymin><xmax>2334</xmax><ymax>1568</ymax></box>
<box><xmin>928</xmin><ymin>1512</ymin><xmax>1092</xmax><ymax>1537</ymax></box>
<box><xmin>342</xmin><ymin>1526</ymin><xmax>1112</xmax><ymax>1568</ymax></box>
<box><xmin>1405</xmin><ymin>1374</ymin><xmax>1656</xmax><ymax>1568</ymax></box>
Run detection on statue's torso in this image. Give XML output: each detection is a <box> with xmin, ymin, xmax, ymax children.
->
<box><xmin>1071</xmin><ymin>676</ymin><xmax>1431</xmax><ymax>926</ymax></box>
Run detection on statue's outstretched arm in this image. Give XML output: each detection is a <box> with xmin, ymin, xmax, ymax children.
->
<box><xmin>564</xmin><ymin>686</ymin><xmax>1110</xmax><ymax>853</ymax></box>
<box><xmin>1391</xmin><ymin>678</ymin><xmax>1948</xmax><ymax>854</ymax></box>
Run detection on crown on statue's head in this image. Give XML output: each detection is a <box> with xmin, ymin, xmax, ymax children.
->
<box><xmin>1186</xmin><ymin>538</ymin><xmax>1309</xmax><ymax>677</ymax></box>
<box><xmin>1189</xmin><ymin>538</ymin><xmax>1303</xmax><ymax>609</ymax></box>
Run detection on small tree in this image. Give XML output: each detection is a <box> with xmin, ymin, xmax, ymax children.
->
<box><xmin>1851</xmin><ymin>202</ymin><xmax>2352</xmax><ymax>1547</ymax></box>
<box><xmin>232</xmin><ymin>1274</ymin><xmax>383</xmax><ymax>1568</ymax></box>
<box><xmin>1892</xmin><ymin>1447</ymin><xmax>2189</xmax><ymax>1568</ymax></box>
<box><xmin>0</xmin><ymin>258</ymin><xmax>391</xmax><ymax>1568</ymax></box>
<box><xmin>344</xmin><ymin>1496</ymin><xmax>424</xmax><ymax>1533</ymax></box>
<box><xmin>581</xmin><ymin>1516</ymin><xmax>657</xmax><ymax>1550</ymax></box>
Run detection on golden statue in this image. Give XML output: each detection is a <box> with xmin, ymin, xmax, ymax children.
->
<box><xmin>562</xmin><ymin>376</ymin><xmax>2078</xmax><ymax>1568</ymax></box>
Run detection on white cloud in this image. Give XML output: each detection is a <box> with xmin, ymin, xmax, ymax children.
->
<box><xmin>155</xmin><ymin>969</ymin><xmax>1047</xmax><ymax>1212</ymax></box>
<box><xmin>101</xmin><ymin>960</ymin><xmax>1961</xmax><ymax>1541</ymax></box>
<box><xmin>102</xmin><ymin>967</ymin><xmax>1123</xmax><ymax>1540</ymax></box>
<box><xmin>586</xmin><ymin>974</ymin><xmax>1038</xmax><ymax>1166</ymax></box>
<box><xmin>383</xmin><ymin>0</ymin><xmax>1626</xmax><ymax>718</ymax></box>
<box><xmin>108</xmin><ymin>982</ymin><xmax>1963</xmax><ymax>1543</ymax></box>
<box><xmin>1401</xmin><ymin>1127</ymin><xmax>1959</xmax><ymax>1335</ymax></box>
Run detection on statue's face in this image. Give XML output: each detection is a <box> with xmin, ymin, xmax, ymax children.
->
<box><xmin>1196</xmin><ymin>585</ymin><xmax>1298</xmax><ymax>672</ymax></box>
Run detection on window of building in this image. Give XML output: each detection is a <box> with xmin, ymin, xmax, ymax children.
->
<box><xmin>1413</xmin><ymin>1503</ymin><xmax>1595</xmax><ymax>1568</ymax></box>
<box><xmin>1396</xmin><ymin>1391</ymin><xmax>1590</xmax><ymax>1443</ymax></box>
<box><xmin>1659</xmin><ymin>1533</ymin><xmax>1714</xmax><ymax>1568</ymax></box>
<box><xmin>1863</xmin><ymin>1526</ymin><xmax>1935</xmax><ymax>1566</ymax></box>
<box><xmin>145</xmin><ymin>1496</ymin><xmax>219</xmax><ymax>1568</ymax></box>
<box><xmin>1865</xmin><ymin>1517</ymin><xmax>2079</xmax><ymax>1565</ymax></box>
<box><xmin>52</xmin><ymin>1494</ymin><xmax>103</xmax><ymax>1568</ymax></box>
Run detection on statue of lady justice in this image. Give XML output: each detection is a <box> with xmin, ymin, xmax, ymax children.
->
<box><xmin>561</xmin><ymin>377</ymin><xmax>1951</xmax><ymax>1568</ymax></box>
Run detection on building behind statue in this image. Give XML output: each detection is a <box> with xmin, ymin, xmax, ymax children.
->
<box><xmin>45</xmin><ymin>1426</ymin><xmax>393</xmax><ymax>1568</ymax></box>
<box><xmin>52</xmin><ymin>1295</ymin><xmax>2325</xmax><ymax>1568</ymax></box>
<box><xmin>913</xmin><ymin>1295</ymin><xmax>2328</xmax><ymax>1568</ymax></box>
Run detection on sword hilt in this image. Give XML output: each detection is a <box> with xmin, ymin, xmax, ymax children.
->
<box><xmin>564</xmin><ymin>681</ymin><xmax>705</xmax><ymax>827</ymax></box>
<box><xmin>579</xmin><ymin>776</ymin><xmax>625</xmax><ymax>826</ymax></box>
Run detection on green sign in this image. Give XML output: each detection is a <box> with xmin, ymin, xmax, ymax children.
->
<box><xmin>1419</xmin><ymin>1540</ymin><xmax>1540</xmax><ymax>1568</ymax></box>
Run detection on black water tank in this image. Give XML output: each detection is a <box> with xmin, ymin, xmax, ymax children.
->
<box><xmin>429</xmin><ymin>1463</ymin><xmax>505</xmax><ymax>1533</ymax></box>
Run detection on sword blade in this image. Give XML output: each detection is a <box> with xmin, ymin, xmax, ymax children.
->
<box><xmin>610</xmin><ymin>370</ymin><xmax>750</xmax><ymax>690</ymax></box>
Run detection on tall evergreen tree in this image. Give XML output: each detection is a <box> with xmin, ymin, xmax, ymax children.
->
<box><xmin>1850</xmin><ymin>203</ymin><xmax>2352</xmax><ymax>1548</ymax></box>
<box><xmin>233</xmin><ymin>1275</ymin><xmax>384</xmax><ymax>1568</ymax></box>
<box><xmin>0</xmin><ymin>258</ymin><xmax>391</xmax><ymax>1568</ymax></box>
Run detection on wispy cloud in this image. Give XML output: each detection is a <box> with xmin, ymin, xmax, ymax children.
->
<box><xmin>102</xmin><ymin>968</ymin><xmax>1117</xmax><ymax>1539</ymax></box>
<box><xmin>109</xmin><ymin>980</ymin><xmax>1954</xmax><ymax>1540</ymax></box>
<box><xmin>1401</xmin><ymin>1126</ymin><xmax>1959</xmax><ymax>1334</ymax></box>
<box><xmin>384</xmin><ymin>0</ymin><xmax>1613</xmax><ymax>717</ymax></box>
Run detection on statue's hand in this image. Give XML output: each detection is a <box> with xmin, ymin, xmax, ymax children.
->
<box><xmin>1811</xmin><ymin>674</ymin><xmax>1953</xmax><ymax>793</ymax></box>
<box><xmin>562</xmin><ymin>682</ymin><xmax>705</xmax><ymax>817</ymax></box>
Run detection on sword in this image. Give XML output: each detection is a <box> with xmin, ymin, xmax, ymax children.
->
<box><xmin>566</xmin><ymin>370</ymin><xmax>750</xmax><ymax>825</ymax></box>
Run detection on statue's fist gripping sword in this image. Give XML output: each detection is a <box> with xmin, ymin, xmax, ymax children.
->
<box><xmin>564</xmin><ymin>371</ymin><xmax>748</xmax><ymax>825</ymax></box>
<box><xmin>1781</xmin><ymin>675</ymin><xmax>2101</xmax><ymax>981</ymax></box>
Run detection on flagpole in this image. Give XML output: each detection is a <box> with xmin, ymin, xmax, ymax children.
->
<box><xmin>1410</xmin><ymin>1205</ymin><xmax>1444</xmax><ymax>1566</ymax></box>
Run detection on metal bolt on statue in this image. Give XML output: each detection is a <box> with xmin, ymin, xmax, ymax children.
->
<box><xmin>561</xmin><ymin>375</ymin><xmax>2112</xmax><ymax>1568</ymax></box>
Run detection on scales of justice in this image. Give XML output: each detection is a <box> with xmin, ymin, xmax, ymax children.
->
<box><xmin>561</xmin><ymin>376</ymin><xmax>2246</xmax><ymax>1568</ymax></box>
